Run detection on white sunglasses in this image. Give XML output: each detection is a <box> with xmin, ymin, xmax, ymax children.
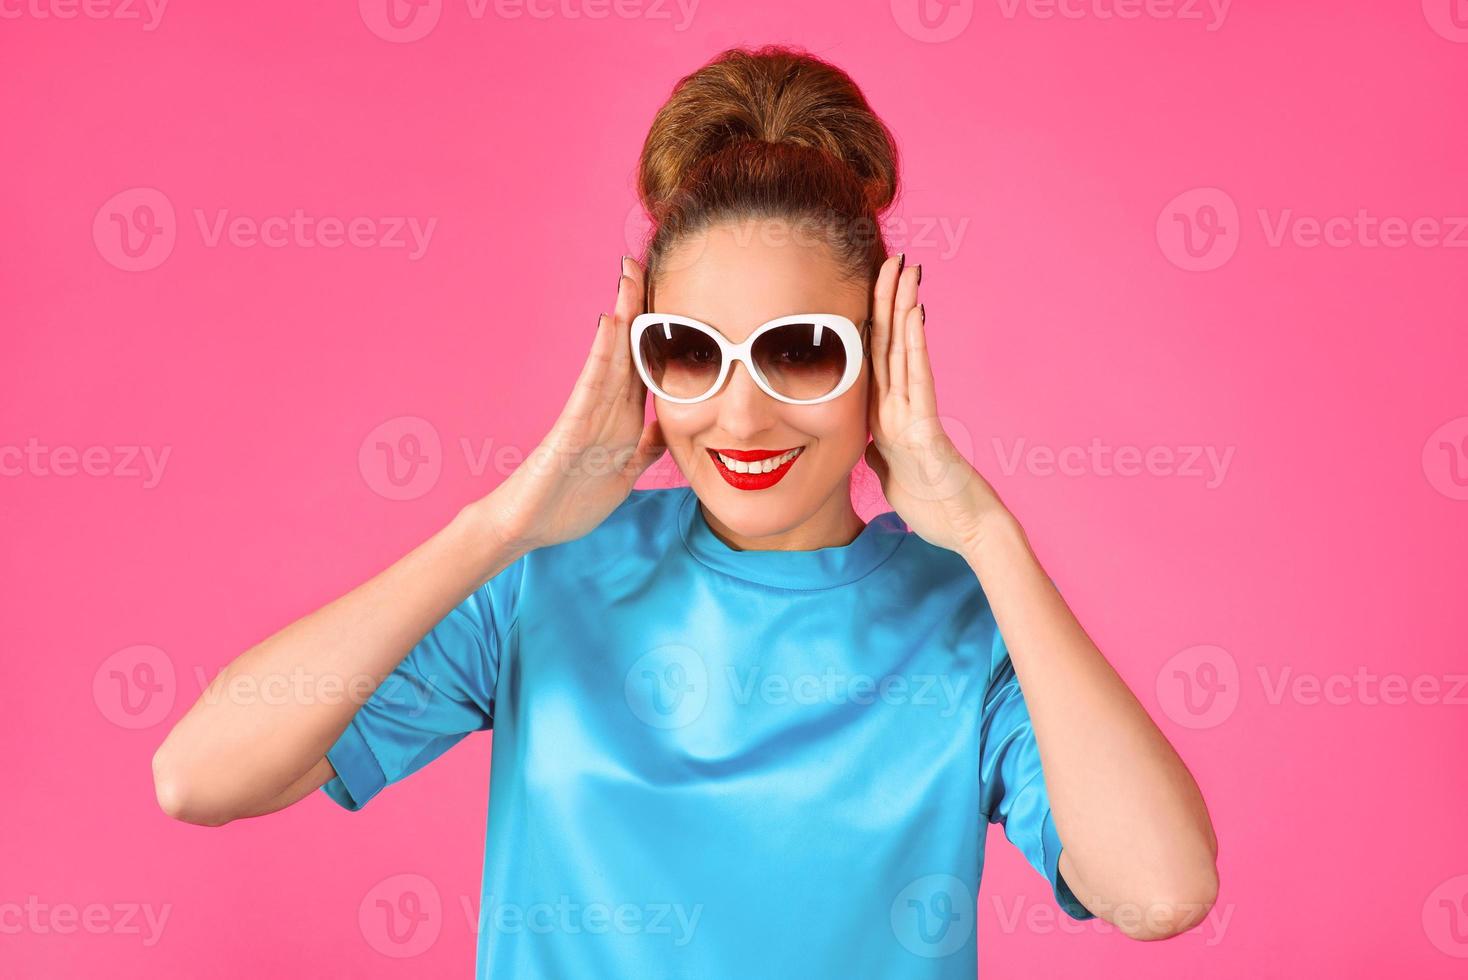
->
<box><xmin>629</xmin><ymin>312</ymin><xmax>872</xmax><ymax>406</ymax></box>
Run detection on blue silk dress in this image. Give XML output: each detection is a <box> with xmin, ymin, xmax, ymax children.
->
<box><xmin>322</xmin><ymin>485</ymin><xmax>1093</xmax><ymax>977</ymax></box>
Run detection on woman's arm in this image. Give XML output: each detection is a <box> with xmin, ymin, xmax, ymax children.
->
<box><xmin>150</xmin><ymin>497</ymin><xmax>527</xmax><ymax>827</ymax></box>
<box><xmin>861</xmin><ymin>254</ymin><xmax>1217</xmax><ymax>941</ymax></box>
<box><xmin>961</xmin><ymin>513</ymin><xmax>1219</xmax><ymax>940</ymax></box>
<box><xmin>152</xmin><ymin>256</ymin><xmax>666</xmax><ymax>828</ymax></box>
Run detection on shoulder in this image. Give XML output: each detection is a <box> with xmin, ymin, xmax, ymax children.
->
<box><xmin>879</xmin><ymin>526</ymin><xmax>1009</xmax><ymax>677</ymax></box>
<box><xmin>881</xmin><ymin>523</ymin><xmax>988</xmax><ymax>605</ymax></box>
<box><xmin>599</xmin><ymin>485</ymin><xmax>690</xmax><ymax>541</ymax></box>
<box><xmin>527</xmin><ymin>485</ymin><xmax>688</xmax><ymax>566</ymax></box>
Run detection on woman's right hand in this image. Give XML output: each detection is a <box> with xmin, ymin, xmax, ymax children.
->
<box><xmin>485</xmin><ymin>256</ymin><xmax>668</xmax><ymax>552</ymax></box>
<box><xmin>152</xmin><ymin>258</ymin><xmax>664</xmax><ymax>826</ymax></box>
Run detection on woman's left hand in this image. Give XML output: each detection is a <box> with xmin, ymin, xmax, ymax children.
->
<box><xmin>864</xmin><ymin>254</ymin><xmax>1011</xmax><ymax>555</ymax></box>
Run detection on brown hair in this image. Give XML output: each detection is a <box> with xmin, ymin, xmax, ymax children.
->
<box><xmin>635</xmin><ymin>44</ymin><xmax>901</xmax><ymax>300</ymax></box>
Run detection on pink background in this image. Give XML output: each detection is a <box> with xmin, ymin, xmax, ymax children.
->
<box><xmin>3</xmin><ymin>1</ymin><xmax>1467</xmax><ymax>976</ymax></box>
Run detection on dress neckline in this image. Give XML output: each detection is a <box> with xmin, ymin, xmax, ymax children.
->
<box><xmin>676</xmin><ymin>485</ymin><xmax>908</xmax><ymax>591</ymax></box>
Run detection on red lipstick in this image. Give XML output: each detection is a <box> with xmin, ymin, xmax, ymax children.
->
<box><xmin>707</xmin><ymin>446</ymin><xmax>804</xmax><ymax>491</ymax></box>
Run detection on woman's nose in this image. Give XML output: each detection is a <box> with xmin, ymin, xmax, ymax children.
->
<box><xmin>713</xmin><ymin>358</ymin><xmax>780</xmax><ymax>433</ymax></box>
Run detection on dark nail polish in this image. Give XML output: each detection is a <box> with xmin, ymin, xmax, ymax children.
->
<box><xmin>896</xmin><ymin>252</ymin><xmax>905</xmax><ymax>274</ymax></box>
<box><xmin>916</xmin><ymin>264</ymin><xmax>923</xmax><ymax>285</ymax></box>
<box><xmin>919</xmin><ymin>303</ymin><xmax>926</xmax><ymax>324</ymax></box>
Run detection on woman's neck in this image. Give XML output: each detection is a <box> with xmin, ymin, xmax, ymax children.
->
<box><xmin>698</xmin><ymin>485</ymin><xmax>867</xmax><ymax>553</ymax></box>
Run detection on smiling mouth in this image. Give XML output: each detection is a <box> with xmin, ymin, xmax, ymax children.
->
<box><xmin>707</xmin><ymin>446</ymin><xmax>805</xmax><ymax>474</ymax></box>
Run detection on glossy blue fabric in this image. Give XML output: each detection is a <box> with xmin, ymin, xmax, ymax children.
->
<box><xmin>322</xmin><ymin>485</ymin><xmax>1093</xmax><ymax>977</ymax></box>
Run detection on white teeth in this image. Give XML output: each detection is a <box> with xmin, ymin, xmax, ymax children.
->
<box><xmin>715</xmin><ymin>447</ymin><xmax>802</xmax><ymax>474</ymax></box>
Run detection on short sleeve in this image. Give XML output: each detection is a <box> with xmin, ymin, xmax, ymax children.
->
<box><xmin>320</xmin><ymin>555</ymin><xmax>526</xmax><ymax>811</ymax></box>
<box><xmin>978</xmin><ymin>631</ymin><xmax>1095</xmax><ymax>921</ymax></box>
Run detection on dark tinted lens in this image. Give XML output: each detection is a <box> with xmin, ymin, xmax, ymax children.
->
<box><xmin>638</xmin><ymin>320</ymin><xmax>721</xmax><ymax>399</ymax></box>
<box><xmin>752</xmin><ymin>322</ymin><xmax>847</xmax><ymax>400</ymax></box>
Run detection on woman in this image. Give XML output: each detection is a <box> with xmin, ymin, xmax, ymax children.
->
<box><xmin>152</xmin><ymin>44</ymin><xmax>1218</xmax><ymax>978</ymax></box>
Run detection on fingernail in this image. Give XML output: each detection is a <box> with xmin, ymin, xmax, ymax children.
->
<box><xmin>919</xmin><ymin>303</ymin><xmax>926</xmax><ymax>324</ymax></box>
<box><xmin>916</xmin><ymin>264</ymin><xmax>923</xmax><ymax>285</ymax></box>
<box><xmin>896</xmin><ymin>251</ymin><xmax>905</xmax><ymax>274</ymax></box>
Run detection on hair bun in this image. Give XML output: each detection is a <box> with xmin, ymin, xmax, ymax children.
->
<box><xmin>637</xmin><ymin>45</ymin><xmax>900</xmax><ymax>220</ymax></box>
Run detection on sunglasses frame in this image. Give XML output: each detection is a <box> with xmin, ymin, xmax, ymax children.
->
<box><xmin>628</xmin><ymin>312</ymin><xmax>873</xmax><ymax>406</ymax></box>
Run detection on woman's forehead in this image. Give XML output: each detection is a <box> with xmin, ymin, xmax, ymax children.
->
<box><xmin>651</xmin><ymin>230</ymin><xmax>866</xmax><ymax>330</ymax></box>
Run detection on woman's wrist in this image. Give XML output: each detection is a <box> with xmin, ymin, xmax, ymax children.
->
<box><xmin>956</xmin><ymin>504</ymin><xmax>1029</xmax><ymax>569</ymax></box>
<box><xmin>455</xmin><ymin>493</ymin><xmax>532</xmax><ymax>578</ymax></box>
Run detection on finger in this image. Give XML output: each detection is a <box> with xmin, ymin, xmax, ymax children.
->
<box><xmin>621</xmin><ymin>254</ymin><xmax>646</xmax><ymax>296</ymax></box>
<box><xmin>619</xmin><ymin>255</ymin><xmax>649</xmax><ymax>320</ymax></box>
<box><xmin>612</xmin><ymin>263</ymin><xmax>638</xmax><ymax>368</ymax></box>
<box><xmin>870</xmin><ymin>252</ymin><xmax>902</xmax><ymax>395</ymax></box>
<box><xmin>905</xmin><ymin>303</ymin><xmax>939</xmax><ymax>419</ymax></box>
<box><xmin>559</xmin><ymin>312</ymin><xmax>619</xmax><ymax>428</ymax></box>
<box><xmin>616</xmin><ymin>257</ymin><xmax>650</xmax><ymax>408</ymax></box>
<box><xmin>890</xmin><ymin>262</ymin><xmax>919</xmax><ymax>400</ymax></box>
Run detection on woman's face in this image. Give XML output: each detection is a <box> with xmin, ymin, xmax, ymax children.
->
<box><xmin>649</xmin><ymin>217</ymin><xmax>872</xmax><ymax>548</ymax></box>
